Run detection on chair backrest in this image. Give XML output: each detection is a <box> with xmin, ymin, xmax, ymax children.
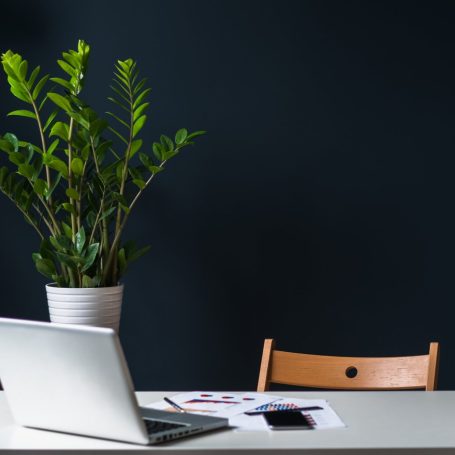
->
<box><xmin>257</xmin><ymin>339</ymin><xmax>440</xmax><ymax>391</ymax></box>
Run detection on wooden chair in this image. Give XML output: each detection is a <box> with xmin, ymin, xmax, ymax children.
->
<box><xmin>257</xmin><ymin>339</ymin><xmax>440</xmax><ymax>391</ymax></box>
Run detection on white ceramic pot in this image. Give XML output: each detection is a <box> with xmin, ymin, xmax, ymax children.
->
<box><xmin>46</xmin><ymin>284</ymin><xmax>124</xmax><ymax>332</ymax></box>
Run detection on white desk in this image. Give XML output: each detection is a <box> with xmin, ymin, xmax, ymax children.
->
<box><xmin>0</xmin><ymin>391</ymin><xmax>454</xmax><ymax>454</ymax></box>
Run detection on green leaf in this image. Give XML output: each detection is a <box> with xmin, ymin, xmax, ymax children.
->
<box><xmin>107</xmin><ymin>96</ymin><xmax>129</xmax><ymax>113</ymax></box>
<box><xmin>110</xmin><ymin>84</ymin><xmax>130</xmax><ymax>106</ymax></box>
<box><xmin>18</xmin><ymin>60</ymin><xmax>28</xmax><ymax>81</ymax></box>
<box><xmin>10</xmin><ymin>85</ymin><xmax>30</xmax><ymax>103</ymax></box>
<box><xmin>34</xmin><ymin>257</ymin><xmax>56</xmax><ymax>278</ymax></box>
<box><xmin>47</xmin><ymin>92</ymin><xmax>72</xmax><ymax>112</ymax></box>
<box><xmin>32</xmin><ymin>252</ymin><xmax>42</xmax><ymax>263</ymax></box>
<box><xmin>33</xmin><ymin>178</ymin><xmax>47</xmax><ymax>196</ymax></box>
<box><xmin>17</xmin><ymin>163</ymin><xmax>34</xmax><ymax>179</ymax></box>
<box><xmin>61</xmin><ymin>202</ymin><xmax>76</xmax><ymax>215</ymax></box>
<box><xmin>120</xmin><ymin>204</ymin><xmax>130</xmax><ymax>214</ymax></box>
<box><xmin>56</xmin><ymin>251</ymin><xmax>83</xmax><ymax>268</ymax></box>
<box><xmin>108</xmin><ymin>126</ymin><xmax>128</xmax><ymax>145</ymax></box>
<box><xmin>128</xmin><ymin>244</ymin><xmax>151</xmax><ymax>264</ymax></box>
<box><xmin>47</xmin><ymin>158</ymin><xmax>68</xmax><ymax>177</ymax></box>
<box><xmin>43</xmin><ymin>110</ymin><xmax>58</xmax><ymax>132</ymax></box>
<box><xmin>28</xmin><ymin>65</ymin><xmax>40</xmax><ymax>87</ymax></box>
<box><xmin>152</xmin><ymin>142</ymin><xmax>163</xmax><ymax>161</ymax></box>
<box><xmin>31</xmin><ymin>156</ymin><xmax>43</xmax><ymax>180</ymax></box>
<box><xmin>133</xmin><ymin>102</ymin><xmax>149</xmax><ymax>121</ymax></box>
<box><xmin>133</xmin><ymin>77</ymin><xmax>147</xmax><ymax>95</ymax></box>
<box><xmin>47</xmin><ymin>138</ymin><xmax>59</xmax><ymax>155</ymax></box>
<box><xmin>106</xmin><ymin>111</ymin><xmax>129</xmax><ymax>129</ymax></box>
<box><xmin>132</xmin><ymin>115</ymin><xmax>147</xmax><ymax>138</ymax></box>
<box><xmin>82</xmin><ymin>274</ymin><xmax>96</xmax><ymax>288</ymax></box>
<box><xmin>86</xmin><ymin>211</ymin><xmax>96</xmax><ymax>228</ymax></box>
<box><xmin>0</xmin><ymin>139</ymin><xmax>14</xmax><ymax>154</ymax></box>
<box><xmin>49</xmin><ymin>236</ymin><xmax>64</xmax><ymax>252</ymax></box>
<box><xmin>132</xmin><ymin>178</ymin><xmax>146</xmax><ymax>190</ymax></box>
<box><xmin>160</xmin><ymin>134</ymin><xmax>174</xmax><ymax>152</ymax></box>
<box><xmin>112</xmin><ymin>76</ymin><xmax>130</xmax><ymax>94</ymax></box>
<box><xmin>75</xmin><ymin>226</ymin><xmax>86</xmax><ymax>254</ymax></box>
<box><xmin>3</xmin><ymin>173</ymin><xmax>14</xmax><ymax>193</ymax></box>
<box><xmin>118</xmin><ymin>248</ymin><xmax>127</xmax><ymax>274</ymax></box>
<box><xmin>162</xmin><ymin>150</ymin><xmax>179</xmax><ymax>161</ymax></box>
<box><xmin>68</xmin><ymin>111</ymin><xmax>89</xmax><ymax>130</ymax></box>
<box><xmin>133</xmin><ymin>88</ymin><xmax>151</xmax><ymax>108</ymax></box>
<box><xmin>148</xmin><ymin>165</ymin><xmax>164</xmax><ymax>175</ymax></box>
<box><xmin>57</xmin><ymin>59</ymin><xmax>76</xmax><ymax>77</ymax></box>
<box><xmin>4</xmin><ymin>133</ymin><xmax>19</xmax><ymax>152</ymax></box>
<box><xmin>0</xmin><ymin>166</ymin><xmax>9</xmax><ymax>186</ymax></box>
<box><xmin>32</xmin><ymin>75</ymin><xmax>49</xmax><ymax>100</ymax></box>
<box><xmin>90</xmin><ymin>118</ymin><xmax>109</xmax><ymax>137</ymax></box>
<box><xmin>130</xmin><ymin>139</ymin><xmax>142</xmax><ymax>158</ymax></box>
<box><xmin>139</xmin><ymin>152</ymin><xmax>151</xmax><ymax>167</ymax></box>
<box><xmin>175</xmin><ymin>128</ymin><xmax>188</xmax><ymax>144</ymax></box>
<box><xmin>7</xmin><ymin>109</ymin><xmax>36</xmax><ymax>119</ymax></box>
<box><xmin>186</xmin><ymin>130</ymin><xmax>207</xmax><ymax>140</ymax></box>
<box><xmin>49</xmin><ymin>77</ymin><xmax>73</xmax><ymax>91</ymax></box>
<box><xmin>115</xmin><ymin>161</ymin><xmax>124</xmax><ymax>181</ymax></box>
<box><xmin>65</xmin><ymin>187</ymin><xmax>79</xmax><ymax>201</ymax></box>
<box><xmin>39</xmin><ymin>238</ymin><xmax>54</xmax><ymax>260</ymax></box>
<box><xmin>62</xmin><ymin>51</ymin><xmax>78</xmax><ymax>68</ymax></box>
<box><xmin>99</xmin><ymin>206</ymin><xmax>116</xmax><ymax>221</ymax></box>
<box><xmin>49</xmin><ymin>121</ymin><xmax>69</xmax><ymax>141</ymax></box>
<box><xmin>62</xmin><ymin>222</ymin><xmax>73</xmax><ymax>239</ymax></box>
<box><xmin>12</xmin><ymin>179</ymin><xmax>25</xmax><ymax>201</ymax></box>
<box><xmin>45</xmin><ymin>173</ymin><xmax>61</xmax><ymax>200</ymax></box>
<box><xmin>129</xmin><ymin>166</ymin><xmax>144</xmax><ymax>181</ymax></box>
<box><xmin>81</xmin><ymin>243</ymin><xmax>99</xmax><ymax>272</ymax></box>
<box><xmin>2</xmin><ymin>61</ymin><xmax>17</xmax><ymax>80</ymax></box>
<box><xmin>71</xmin><ymin>157</ymin><xmax>84</xmax><ymax>176</ymax></box>
<box><xmin>9</xmin><ymin>152</ymin><xmax>26</xmax><ymax>165</ymax></box>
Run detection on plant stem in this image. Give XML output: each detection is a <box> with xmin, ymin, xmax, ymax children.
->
<box><xmin>89</xmin><ymin>137</ymin><xmax>109</xmax><ymax>266</ymax></box>
<box><xmin>88</xmin><ymin>195</ymin><xmax>104</xmax><ymax>246</ymax></box>
<box><xmin>23</xmin><ymin>87</ymin><xmax>61</xmax><ymax>236</ymax></box>
<box><xmin>76</xmin><ymin>160</ymin><xmax>88</xmax><ymax>233</ymax></box>
<box><xmin>67</xmin><ymin>117</ymin><xmax>77</xmax><ymax>242</ymax></box>
<box><xmin>26</xmin><ymin>89</ymin><xmax>53</xmax><ymax>206</ymax></box>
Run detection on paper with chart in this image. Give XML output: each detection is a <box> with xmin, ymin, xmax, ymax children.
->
<box><xmin>229</xmin><ymin>397</ymin><xmax>346</xmax><ymax>431</ymax></box>
<box><xmin>144</xmin><ymin>391</ymin><xmax>278</xmax><ymax>417</ymax></box>
<box><xmin>145</xmin><ymin>392</ymin><xmax>345</xmax><ymax>431</ymax></box>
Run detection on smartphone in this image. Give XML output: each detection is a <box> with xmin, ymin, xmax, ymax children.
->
<box><xmin>263</xmin><ymin>411</ymin><xmax>314</xmax><ymax>430</ymax></box>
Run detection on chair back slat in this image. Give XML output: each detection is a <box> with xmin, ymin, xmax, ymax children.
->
<box><xmin>257</xmin><ymin>339</ymin><xmax>440</xmax><ymax>391</ymax></box>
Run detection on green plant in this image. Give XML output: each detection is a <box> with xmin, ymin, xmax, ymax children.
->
<box><xmin>0</xmin><ymin>40</ymin><xmax>205</xmax><ymax>287</ymax></box>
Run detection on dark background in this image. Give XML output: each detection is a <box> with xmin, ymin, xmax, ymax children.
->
<box><xmin>0</xmin><ymin>0</ymin><xmax>453</xmax><ymax>390</ymax></box>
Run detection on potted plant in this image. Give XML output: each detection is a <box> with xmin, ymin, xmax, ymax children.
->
<box><xmin>0</xmin><ymin>40</ymin><xmax>205</xmax><ymax>331</ymax></box>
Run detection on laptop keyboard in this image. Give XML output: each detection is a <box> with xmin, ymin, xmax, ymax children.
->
<box><xmin>144</xmin><ymin>419</ymin><xmax>187</xmax><ymax>435</ymax></box>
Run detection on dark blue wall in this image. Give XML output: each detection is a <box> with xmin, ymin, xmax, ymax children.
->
<box><xmin>0</xmin><ymin>0</ymin><xmax>454</xmax><ymax>390</ymax></box>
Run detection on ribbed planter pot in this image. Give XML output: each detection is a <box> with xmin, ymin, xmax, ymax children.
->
<box><xmin>45</xmin><ymin>284</ymin><xmax>124</xmax><ymax>333</ymax></box>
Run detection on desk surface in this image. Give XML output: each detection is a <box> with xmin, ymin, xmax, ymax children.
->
<box><xmin>0</xmin><ymin>391</ymin><xmax>454</xmax><ymax>454</ymax></box>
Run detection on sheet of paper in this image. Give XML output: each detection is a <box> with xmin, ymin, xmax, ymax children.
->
<box><xmin>144</xmin><ymin>392</ymin><xmax>279</xmax><ymax>418</ymax></box>
<box><xmin>230</xmin><ymin>398</ymin><xmax>345</xmax><ymax>431</ymax></box>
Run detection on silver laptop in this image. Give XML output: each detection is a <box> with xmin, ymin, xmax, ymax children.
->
<box><xmin>0</xmin><ymin>318</ymin><xmax>228</xmax><ymax>445</ymax></box>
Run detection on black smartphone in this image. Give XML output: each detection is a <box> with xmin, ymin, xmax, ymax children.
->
<box><xmin>263</xmin><ymin>411</ymin><xmax>314</xmax><ymax>430</ymax></box>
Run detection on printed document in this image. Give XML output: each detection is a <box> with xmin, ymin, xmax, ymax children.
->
<box><xmin>145</xmin><ymin>392</ymin><xmax>345</xmax><ymax>431</ymax></box>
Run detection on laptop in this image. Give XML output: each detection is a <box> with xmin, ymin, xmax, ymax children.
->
<box><xmin>0</xmin><ymin>318</ymin><xmax>228</xmax><ymax>445</ymax></box>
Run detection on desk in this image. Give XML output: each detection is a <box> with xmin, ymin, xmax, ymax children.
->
<box><xmin>0</xmin><ymin>391</ymin><xmax>454</xmax><ymax>454</ymax></box>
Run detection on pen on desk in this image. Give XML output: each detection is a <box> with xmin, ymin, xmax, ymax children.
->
<box><xmin>164</xmin><ymin>397</ymin><xmax>186</xmax><ymax>413</ymax></box>
<box><xmin>245</xmin><ymin>406</ymin><xmax>323</xmax><ymax>416</ymax></box>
